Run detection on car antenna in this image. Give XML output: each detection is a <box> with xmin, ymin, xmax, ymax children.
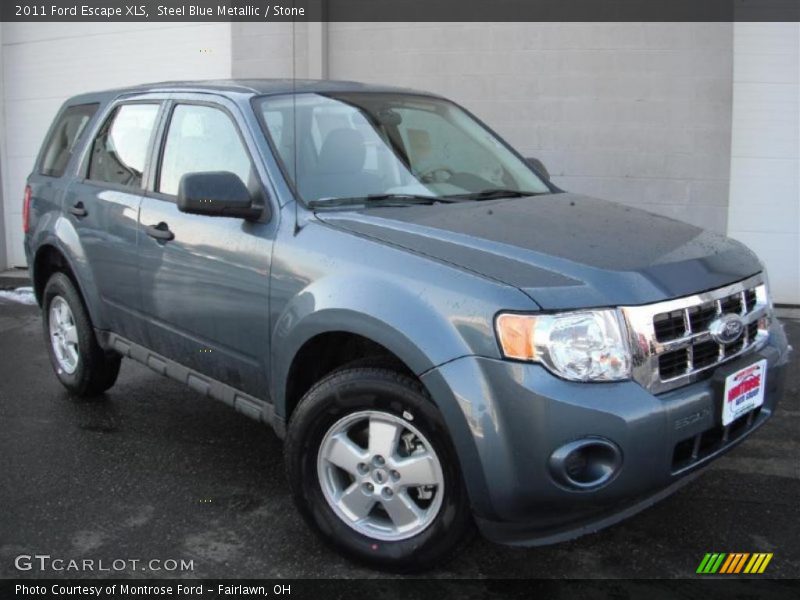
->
<box><xmin>292</xmin><ymin>14</ymin><xmax>301</xmax><ymax>236</ymax></box>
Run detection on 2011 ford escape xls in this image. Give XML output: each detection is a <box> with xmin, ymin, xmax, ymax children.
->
<box><xmin>24</xmin><ymin>80</ymin><xmax>790</xmax><ymax>570</ymax></box>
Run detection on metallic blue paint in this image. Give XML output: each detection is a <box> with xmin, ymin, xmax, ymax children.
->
<box><xmin>23</xmin><ymin>81</ymin><xmax>791</xmax><ymax>546</ymax></box>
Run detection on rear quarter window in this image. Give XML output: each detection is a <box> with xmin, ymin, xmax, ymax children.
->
<box><xmin>38</xmin><ymin>103</ymin><xmax>99</xmax><ymax>178</ymax></box>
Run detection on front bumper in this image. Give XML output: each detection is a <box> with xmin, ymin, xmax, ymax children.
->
<box><xmin>420</xmin><ymin>319</ymin><xmax>791</xmax><ymax>546</ymax></box>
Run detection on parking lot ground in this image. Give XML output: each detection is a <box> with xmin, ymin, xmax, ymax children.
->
<box><xmin>0</xmin><ymin>299</ymin><xmax>798</xmax><ymax>579</ymax></box>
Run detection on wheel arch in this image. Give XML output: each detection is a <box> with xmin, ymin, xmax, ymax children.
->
<box><xmin>276</xmin><ymin>311</ymin><xmax>439</xmax><ymax>422</ymax></box>
<box><xmin>33</xmin><ymin>244</ymin><xmax>74</xmax><ymax>303</ymax></box>
<box><xmin>271</xmin><ymin>269</ymin><xmax>487</xmax><ymax>419</ymax></box>
<box><xmin>31</xmin><ymin>235</ymin><xmax>105</xmax><ymax>330</ymax></box>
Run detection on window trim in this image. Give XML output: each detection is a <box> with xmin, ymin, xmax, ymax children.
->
<box><xmin>147</xmin><ymin>99</ymin><xmax>268</xmax><ymax>218</ymax></box>
<box><xmin>36</xmin><ymin>102</ymin><xmax>100</xmax><ymax>179</ymax></box>
<box><xmin>81</xmin><ymin>99</ymin><xmax>164</xmax><ymax>193</ymax></box>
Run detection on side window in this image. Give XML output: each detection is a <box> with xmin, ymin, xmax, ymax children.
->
<box><xmin>39</xmin><ymin>103</ymin><xmax>99</xmax><ymax>178</ymax></box>
<box><xmin>158</xmin><ymin>104</ymin><xmax>254</xmax><ymax>197</ymax></box>
<box><xmin>88</xmin><ymin>103</ymin><xmax>160</xmax><ymax>189</ymax></box>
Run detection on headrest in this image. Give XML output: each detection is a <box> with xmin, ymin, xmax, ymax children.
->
<box><xmin>317</xmin><ymin>128</ymin><xmax>367</xmax><ymax>174</ymax></box>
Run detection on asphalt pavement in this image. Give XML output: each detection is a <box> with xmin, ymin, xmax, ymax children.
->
<box><xmin>0</xmin><ymin>298</ymin><xmax>798</xmax><ymax>579</ymax></box>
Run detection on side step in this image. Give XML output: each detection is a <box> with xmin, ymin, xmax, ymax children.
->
<box><xmin>101</xmin><ymin>331</ymin><xmax>284</xmax><ymax>438</ymax></box>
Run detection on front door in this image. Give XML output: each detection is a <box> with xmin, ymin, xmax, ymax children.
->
<box><xmin>137</xmin><ymin>98</ymin><xmax>274</xmax><ymax>399</ymax></box>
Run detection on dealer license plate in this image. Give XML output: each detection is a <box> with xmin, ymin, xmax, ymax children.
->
<box><xmin>722</xmin><ymin>359</ymin><xmax>767</xmax><ymax>426</ymax></box>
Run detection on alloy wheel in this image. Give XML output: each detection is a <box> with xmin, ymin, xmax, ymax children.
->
<box><xmin>317</xmin><ymin>410</ymin><xmax>445</xmax><ymax>541</ymax></box>
<box><xmin>49</xmin><ymin>296</ymin><xmax>79</xmax><ymax>374</ymax></box>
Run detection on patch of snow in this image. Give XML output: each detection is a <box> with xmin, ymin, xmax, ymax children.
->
<box><xmin>0</xmin><ymin>287</ymin><xmax>37</xmax><ymax>306</ymax></box>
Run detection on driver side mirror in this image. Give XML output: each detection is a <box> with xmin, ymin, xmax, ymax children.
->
<box><xmin>525</xmin><ymin>157</ymin><xmax>550</xmax><ymax>181</ymax></box>
<box><xmin>177</xmin><ymin>171</ymin><xmax>263</xmax><ymax>220</ymax></box>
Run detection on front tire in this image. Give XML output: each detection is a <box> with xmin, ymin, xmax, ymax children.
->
<box><xmin>42</xmin><ymin>272</ymin><xmax>121</xmax><ymax>397</ymax></box>
<box><xmin>285</xmin><ymin>367</ymin><xmax>473</xmax><ymax>571</ymax></box>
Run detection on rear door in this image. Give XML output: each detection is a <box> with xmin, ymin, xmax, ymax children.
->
<box><xmin>31</xmin><ymin>102</ymin><xmax>99</xmax><ymax>211</ymax></box>
<box><xmin>27</xmin><ymin>102</ymin><xmax>99</xmax><ymax>256</ymax></box>
<box><xmin>65</xmin><ymin>97</ymin><xmax>165</xmax><ymax>343</ymax></box>
<box><xmin>137</xmin><ymin>94</ymin><xmax>275</xmax><ymax>399</ymax></box>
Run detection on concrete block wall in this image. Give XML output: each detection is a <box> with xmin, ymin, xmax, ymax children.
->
<box><xmin>727</xmin><ymin>23</ymin><xmax>799</xmax><ymax>304</ymax></box>
<box><xmin>231</xmin><ymin>22</ymin><xmax>307</xmax><ymax>78</ymax></box>
<box><xmin>0</xmin><ymin>23</ymin><xmax>7</xmax><ymax>270</ymax></box>
<box><xmin>326</xmin><ymin>23</ymin><xmax>735</xmax><ymax>233</ymax></box>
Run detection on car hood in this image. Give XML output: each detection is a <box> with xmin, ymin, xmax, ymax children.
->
<box><xmin>315</xmin><ymin>193</ymin><xmax>762</xmax><ymax>309</ymax></box>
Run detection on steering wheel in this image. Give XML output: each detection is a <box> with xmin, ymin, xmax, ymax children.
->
<box><xmin>418</xmin><ymin>166</ymin><xmax>454</xmax><ymax>184</ymax></box>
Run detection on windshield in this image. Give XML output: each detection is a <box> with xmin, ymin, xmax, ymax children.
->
<box><xmin>254</xmin><ymin>92</ymin><xmax>550</xmax><ymax>205</ymax></box>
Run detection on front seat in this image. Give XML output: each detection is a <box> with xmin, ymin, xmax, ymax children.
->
<box><xmin>299</xmin><ymin>128</ymin><xmax>382</xmax><ymax>201</ymax></box>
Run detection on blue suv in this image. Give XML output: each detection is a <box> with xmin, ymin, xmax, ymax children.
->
<box><xmin>23</xmin><ymin>80</ymin><xmax>791</xmax><ymax>570</ymax></box>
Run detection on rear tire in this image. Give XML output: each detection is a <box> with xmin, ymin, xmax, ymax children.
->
<box><xmin>285</xmin><ymin>367</ymin><xmax>473</xmax><ymax>571</ymax></box>
<box><xmin>42</xmin><ymin>272</ymin><xmax>121</xmax><ymax>397</ymax></box>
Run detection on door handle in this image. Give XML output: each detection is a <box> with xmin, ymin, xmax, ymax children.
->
<box><xmin>146</xmin><ymin>222</ymin><xmax>174</xmax><ymax>242</ymax></box>
<box><xmin>68</xmin><ymin>202</ymin><xmax>88</xmax><ymax>218</ymax></box>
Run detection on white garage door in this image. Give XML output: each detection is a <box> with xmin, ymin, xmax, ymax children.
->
<box><xmin>728</xmin><ymin>23</ymin><xmax>800</xmax><ymax>305</ymax></box>
<box><xmin>1</xmin><ymin>22</ymin><xmax>232</xmax><ymax>267</ymax></box>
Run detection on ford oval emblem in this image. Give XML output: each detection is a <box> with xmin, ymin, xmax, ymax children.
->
<box><xmin>709</xmin><ymin>313</ymin><xmax>745</xmax><ymax>345</ymax></box>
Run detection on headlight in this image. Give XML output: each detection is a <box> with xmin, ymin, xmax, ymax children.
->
<box><xmin>495</xmin><ymin>310</ymin><xmax>631</xmax><ymax>381</ymax></box>
<box><xmin>757</xmin><ymin>268</ymin><xmax>774</xmax><ymax>331</ymax></box>
<box><xmin>761</xmin><ymin>268</ymin><xmax>774</xmax><ymax>313</ymax></box>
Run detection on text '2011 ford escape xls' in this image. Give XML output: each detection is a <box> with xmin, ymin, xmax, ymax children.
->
<box><xmin>24</xmin><ymin>80</ymin><xmax>791</xmax><ymax>570</ymax></box>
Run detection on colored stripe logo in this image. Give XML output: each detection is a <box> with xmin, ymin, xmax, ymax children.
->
<box><xmin>696</xmin><ymin>552</ymin><xmax>773</xmax><ymax>574</ymax></box>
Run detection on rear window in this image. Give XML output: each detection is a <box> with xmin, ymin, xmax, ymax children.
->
<box><xmin>38</xmin><ymin>103</ymin><xmax>99</xmax><ymax>178</ymax></box>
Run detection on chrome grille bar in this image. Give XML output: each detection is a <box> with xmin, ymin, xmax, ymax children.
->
<box><xmin>620</xmin><ymin>274</ymin><xmax>770</xmax><ymax>394</ymax></box>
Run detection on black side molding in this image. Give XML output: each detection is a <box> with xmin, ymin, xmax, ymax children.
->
<box><xmin>96</xmin><ymin>330</ymin><xmax>285</xmax><ymax>438</ymax></box>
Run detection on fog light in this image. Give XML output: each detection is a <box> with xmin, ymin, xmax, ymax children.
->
<box><xmin>549</xmin><ymin>438</ymin><xmax>622</xmax><ymax>490</ymax></box>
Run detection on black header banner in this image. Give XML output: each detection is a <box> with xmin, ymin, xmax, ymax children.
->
<box><xmin>1</xmin><ymin>0</ymin><xmax>800</xmax><ymax>22</ymax></box>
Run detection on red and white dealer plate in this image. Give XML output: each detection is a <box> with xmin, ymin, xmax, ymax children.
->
<box><xmin>722</xmin><ymin>359</ymin><xmax>767</xmax><ymax>426</ymax></box>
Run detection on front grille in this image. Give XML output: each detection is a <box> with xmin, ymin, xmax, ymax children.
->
<box><xmin>653</xmin><ymin>310</ymin><xmax>685</xmax><ymax>342</ymax></box>
<box><xmin>672</xmin><ymin>408</ymin><xmax>762</xmax><ymax>472</ymax></box>
<box><xmin>653</xmin><ymin>285</ymin><xmax>762</xmax><ymax>381</ymax></box>
<box><xmin>724</xmin><ymin>337</ymin><xmax>744</xmax><ymax>357</ymax></box>
<box><xmin>745</xmin><ymin>289</ymin><xmax>757</xmax><ymax>312</ymax></box>
<box><xmin>720</xmin><ymin>294</ymin><xmax>743</xmax><ymax>315</ymax></box>
<box><xmin>658</xmin><ymin>348</ymin><xmax>688</xmax><ymax>379</ymax></box>
<box><xmin>692</xmin><ymin>340</ymin><xmax>719</xmax><ymax>369</ymax></box>
<box><xmin>688</xmin><ymin>303</ymin><xmax>718</xmax><ymax>333</ymax></box>
<box><xmin>621</xmin><ymin>274</ymin><xmax>770</xmax><ymax>394</ymax></box>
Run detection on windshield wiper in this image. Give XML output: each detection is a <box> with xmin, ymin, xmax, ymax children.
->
<box><xmin>446</xmin><ymin>189</ymin><xmax>545</xmax><ymax>201</ymax></box>
<box><xmin>308</xmin><ymin>194</ymin><xmax>452</xmax><ymax>209</ymax></box>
